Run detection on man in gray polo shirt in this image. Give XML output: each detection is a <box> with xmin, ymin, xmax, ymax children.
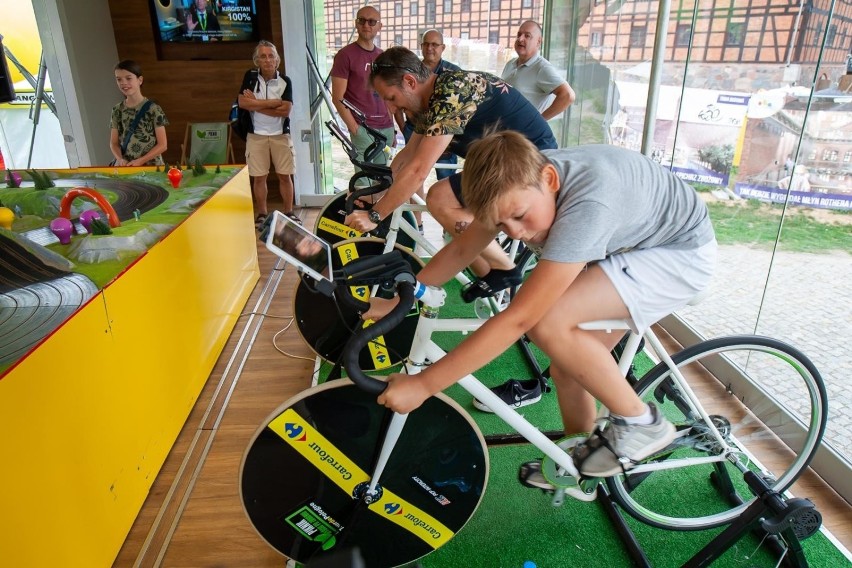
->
<box><xmin>501</xmin><ymin>21</ymin><xmax>575</xmax><ymax>121</ymax></box>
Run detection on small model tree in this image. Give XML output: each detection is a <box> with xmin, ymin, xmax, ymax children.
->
<box><xmin>90</xmin><ymin>218</ymin><xmax>113</xmax><ymax>235</ymax></box>
<box><xmin>27</xmin><ymin>170</ymin><xmax>56</xmax><ymax>190</ymax></box>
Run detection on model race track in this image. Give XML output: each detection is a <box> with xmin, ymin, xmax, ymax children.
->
<box><xmin>21</xmin><ymin>178</ymin><xmax>170</xmax><ymax>246</ymax></box>
<box><xmin>0</xmin><ymin>177</ymin><xmax>168</xmax><ymax>372</ymax></box>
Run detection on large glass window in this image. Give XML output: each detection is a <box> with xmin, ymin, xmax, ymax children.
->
<box><xmin>549</xmin><ymin>0</ymin><xmax>851</xmax><ymax>487</ymax></box>
<box><xmin>315</xmin><ymin>0</ymin><xmax>851</xmax><ymax>488</ymax></box>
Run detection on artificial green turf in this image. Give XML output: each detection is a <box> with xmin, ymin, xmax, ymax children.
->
<box><xmin>312</xmin><ymin>284</ymin><xmax>846</xmax><ymax>567</ymax></box>
<box><xmin>416</xmin><ymin>444</ymin><xmax>847</xmax><ymax>568</ymax></box>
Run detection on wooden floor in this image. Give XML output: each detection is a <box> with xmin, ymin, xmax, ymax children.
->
<box><xmin>115</xmin><ymin>207</ymin><xmax>852</xmax><ymax>567</ymax></box>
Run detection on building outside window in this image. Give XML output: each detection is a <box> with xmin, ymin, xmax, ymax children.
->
<box><xmin>630</xmin><ymin>25</ymin><xmax>646</xmax><ymax>47</ymax></box>
<box><xmin>675</xmin><ymin>23</ymin><xmax>691</xmax><ymax>47</ymax></box>
<box><xmin>590</xmin><ymin>30</ymin><xmax>603</xmax><ymax>47</ymax></box>
<box><xmin>726</xmin><ymin>22</ymin><xmax>745</xmax><ymax>46</ymax></box>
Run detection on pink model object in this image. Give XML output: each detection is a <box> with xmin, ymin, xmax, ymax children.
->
<box><xmin>49</xmin><ymin>217</ymin><xmax>74</xmax><ymax>244</ymax></box>
<box><xmin>58</xmin><ymin>187</ymin><xmax>121</xmax><ymax>228</ymax></box>
<box><xmin>79</xmin><ymin>209</ymin><xmax>102</xmax><ymax>232</ymax></box>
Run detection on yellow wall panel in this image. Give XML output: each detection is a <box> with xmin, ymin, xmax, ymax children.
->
<box><xmin>0</xmin><ymin>168</ymin><xmax>258</xmax><ymax>566</ymax></box>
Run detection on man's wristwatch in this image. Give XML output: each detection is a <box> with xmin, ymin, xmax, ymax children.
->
<box><xmin>368</xmin><ymin>210</ymin><xmax>382</xmax><ymax>224</ymax></box>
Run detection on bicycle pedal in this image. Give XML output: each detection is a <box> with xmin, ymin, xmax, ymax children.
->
<box><xmin>473</xmin><ymin>297</ymin><xmax>494</xmax><ymax>318</ymax></box>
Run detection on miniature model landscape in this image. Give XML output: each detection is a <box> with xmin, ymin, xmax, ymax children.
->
<box><xmin>0</xmin><ymin>165</ymin><xmax>242</xmax><ymax>372</ymax></box>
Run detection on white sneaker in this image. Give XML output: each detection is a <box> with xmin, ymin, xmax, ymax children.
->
<box><xmin>578</xmin><ymin>403</ymin><xmax>676</xmax><ymax>478</ymax></box>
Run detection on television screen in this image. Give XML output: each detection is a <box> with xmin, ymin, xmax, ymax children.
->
<box><xmin>150</xmin><ymin>0</ymin><xmax>260</xmax><ymax>44</ymax></box>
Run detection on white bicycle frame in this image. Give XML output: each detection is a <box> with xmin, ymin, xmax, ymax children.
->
<box><xmin>362</xmin><ymin>295</ymin><xmax>735</xmax><ymax>503</ymax></box>
<box><xmin>337</xmin><ymin>192</ymin><xmax>523</xmax><ymax>312</ymax></box>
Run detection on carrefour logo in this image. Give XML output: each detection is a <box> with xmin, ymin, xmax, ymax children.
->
<box><xmin>284</xmin><ymin>423</ymin><xmax>306</xmax><ymax>441</ymax></box>
<box><xmin>317</xmin><ymin>217</ymin><xmax>359</xmax><ymax>239</ymax></box>
<box><xmin>308</xmin><ymin>441</ymin><xmax>354</xmax><ymax>480</ymax></box>
<box><xmin>384</xmin><ymin>502</ymin><xmax>403</xmax><ymax>515</ymax></box>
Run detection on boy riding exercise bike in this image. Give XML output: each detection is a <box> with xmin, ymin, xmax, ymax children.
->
<box><xmin>367</xmin><ymin>130</ymin><xmax>718</xmax><ymax>482</ymax></box>
<box><xmin>243</xmin><ymin>194</ymin><xmax>826</xmax><ymax>566</ymax></box>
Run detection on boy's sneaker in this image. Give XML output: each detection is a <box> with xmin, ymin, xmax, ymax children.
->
<box><xmin>472</xmin><ymin>378</ymin><xmax>542</xmax><ymax>412</ymax></box>
<box><xmin>577</xmin><ymin>403</ymin><xmax>676</xmax><ymax>478</ymax></box>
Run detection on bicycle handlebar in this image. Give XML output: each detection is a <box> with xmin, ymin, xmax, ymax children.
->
<box><xmin>339</xmin><ymin>98</ymin><xmax>389</xmax><ymax>165</ymax></box>
<box><xmin>343</xmin><ymin>281</ymin><xmax>416</xmax><ymax>395</ymax></box>
<box><xmin>344</xmin><ymin>183</ymin><xmax>390</xmax><ymax>215</ymax></box>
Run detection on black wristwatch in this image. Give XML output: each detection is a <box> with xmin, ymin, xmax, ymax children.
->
<box><xmin>368</xmin><ymin>210</ymin><xmax>382</xmax><ymax>224</ymax></box>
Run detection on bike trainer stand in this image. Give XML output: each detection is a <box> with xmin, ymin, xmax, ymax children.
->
<box><xmin>595</xmin><ymin>469</ymin><xmax>822</xmax><ymax>567</ymax></box>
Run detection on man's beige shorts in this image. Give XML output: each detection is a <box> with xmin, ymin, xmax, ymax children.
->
<box><xmin>246</xmin><ymin>133</ymin><xmax>295</xmax><ymax>176</ymax></box>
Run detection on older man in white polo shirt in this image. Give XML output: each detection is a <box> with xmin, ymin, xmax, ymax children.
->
<box><xmin>501</xmin><ymin>21</ymin><xmax>575</xmax><ymax>121</ymax></box>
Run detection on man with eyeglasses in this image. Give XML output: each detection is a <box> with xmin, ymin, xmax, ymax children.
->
<box><xmin>330</xmin><ymin>6</ymin><xmax>395</xmax><ymax>170</ymax></box>
<box><xmin>345</xmin><ymin>46</ymin><xmax>555</xmax><ymax>279</ymax></box>
<box><xmin>394</xmin><ymin>29</ymin><xmax>461</xmax><ymax>181</ymax></box>
<box><xmin>238</xmin><ymin>40</ymin><xmax>298</xmax><ymax>227</ymax></box>
<box><xmin>502</xmin><ymin>21</ymin><xmax>575</xmax><ymax>121</ymax></box>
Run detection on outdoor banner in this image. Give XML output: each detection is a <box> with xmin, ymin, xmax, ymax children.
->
<box><xmin>735</xmin><ymin>183</ymin><xmax>852</xmax><ymax>211</ymax></box>
<box><xmin>614</xmin><ymin>81</ymin><xmax>751</xmax><ymax>187</ymax></box>
<box><xmin>678</xmin><ymin>90</ymin><xmax>750</xmax><ymax>127</ymax></box>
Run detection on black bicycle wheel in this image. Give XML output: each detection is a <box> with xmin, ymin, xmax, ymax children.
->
<box><xmin>240</xmin><ymin>381</ymin><xmax>488</xmax><ymax>567</ymax></box>
<box><xmin>295</xmin><ymin>238</ymin><xmax>423</xmax><ymax>370</ymax></box>
<box><xmin>605</xmin><ymin>335</ymin><xmax>827</xmax><ymax>530</ymax></box>
<box><xmin>314</xmin><ymin>192</ymin><xmax>417</xmax><ymax>250</ymax></box>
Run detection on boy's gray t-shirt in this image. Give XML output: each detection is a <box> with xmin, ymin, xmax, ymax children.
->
<box><xmin>540</xmin><ymin>145</ymin><xmax>715</xmax><ymax>264</ymax></box>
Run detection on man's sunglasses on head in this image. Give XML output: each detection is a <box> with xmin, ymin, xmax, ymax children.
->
<box><xmin>370</xmin><ymin>62</ymin><xmax>418</xmax><ymax>74</ymax></box>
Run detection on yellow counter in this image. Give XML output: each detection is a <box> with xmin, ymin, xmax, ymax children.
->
<box><xmin>0</xmin><ymin>167</ymin><xmax>258</xmax><ymax>566</ymax></box>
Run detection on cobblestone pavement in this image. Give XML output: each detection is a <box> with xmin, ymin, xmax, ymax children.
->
<box><xmin>679</xmin><ymin>244</ymin><xmax>851</xmax><ymax>460</ymax></box>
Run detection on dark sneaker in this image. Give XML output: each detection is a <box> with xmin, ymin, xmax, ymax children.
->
<box><xmin>461</xmin><ymin>265</ymin><xmax>526</xmax><ymax>302</ymax></box>
<box><xmin>519</xmin><ymin>459</ymin><xmax>556</xmax><ymax>491</ymax></box>
<box><xmin>472</xmin><ymin>378</ymin><xmax>542</xmax><ymax>412</ymax></box>
<box><xmin>518</xmin><ymin>439</ymin><xmax>597</xmax><ymax>502</ymax></box>
<box><xmin>577</xmin><ymin>403</ymin><xmax>676</xmax><ymax>478</ymax></box>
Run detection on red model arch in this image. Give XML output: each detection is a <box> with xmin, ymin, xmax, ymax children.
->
<box><xmin>58</xmin><ymin>187</ymin><xmax>121</xmax><ymax>228</ymax></box>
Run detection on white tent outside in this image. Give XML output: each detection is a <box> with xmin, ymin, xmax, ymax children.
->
<box><xmin>0</xmin><ymin>79</ymin><xmax>69</xmax><ymax>170</ymax></box>
<box><xmin>614</xmin><ymin>81</ymin><xmax>681</xmax><ymax>120</ymax></box>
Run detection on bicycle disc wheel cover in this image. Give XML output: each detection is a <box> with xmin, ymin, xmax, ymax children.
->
<box><xmin>314</xmin><ymin>192</ymin><xmax>417</xmax><ymax>249</ymax></box>
<box><xmin>240</xmin><ymin>381</ymin><xmax>488</xmax><ymax>567</ymax></box>
<box><xmin>295</xmin><ymin>238</ymin><xmax>422</xmax><ymax>370</ymax></box>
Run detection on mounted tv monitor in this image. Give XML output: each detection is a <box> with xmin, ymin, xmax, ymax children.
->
<box><xmin>149</xmin><ymin>0</ymin><xmax>268</xmax><ymax>60</ymax></box>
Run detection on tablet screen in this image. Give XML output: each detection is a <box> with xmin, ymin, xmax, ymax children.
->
<box><xmin>265</xmin><ymin>211</ymin><xmax>333</xmax><ymax>283</ymax></box>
